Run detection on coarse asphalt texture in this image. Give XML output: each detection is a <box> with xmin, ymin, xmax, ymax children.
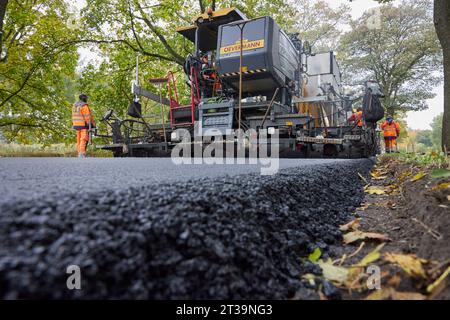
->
<box><xmin>0</xmin><ymin>157</ymin><xmax>350</xmax><ymax>205</ymax></box>
<box><xmin>0</xmin><ymin>157</ymin><xmax>373</xmax><ymax>299</ymax></box>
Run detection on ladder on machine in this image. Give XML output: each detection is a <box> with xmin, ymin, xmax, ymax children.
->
<box><xmin>167</xmin><ymin>67</ymin><xmax>200</xmax><ymax>127</ymax></box>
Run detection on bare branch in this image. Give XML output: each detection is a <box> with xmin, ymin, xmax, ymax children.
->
<box><xmin>68</xmin><ymin>39</ymin><xmax>175</xmax><ymax>62</ymax></box>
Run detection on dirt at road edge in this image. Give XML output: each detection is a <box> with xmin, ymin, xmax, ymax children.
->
<box><xmin>333</xmin><ymin>156</ymin><xmax>450</xmax><ymax>300</ymax></box>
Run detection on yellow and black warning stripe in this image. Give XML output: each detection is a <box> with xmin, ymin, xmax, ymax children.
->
<box><xmin>222</xmin><ymin>68</ymin><xmax>267</xmax><ymax>77</ymax></box>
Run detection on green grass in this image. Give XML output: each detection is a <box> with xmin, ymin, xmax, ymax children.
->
<box><xmin>0</xmin><ymin>143</ymin><xmax>111</xmax><ymax>157</ymax></box>
<box><xmin>384</xmin><ymin>150</ymin><xmax>449</xmax><ymax>168</ymax></box>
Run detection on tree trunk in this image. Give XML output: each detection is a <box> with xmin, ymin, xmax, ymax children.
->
<box><xmin>0</xmin><ymin>0</ymin><xmax>8</xmax><ymax>55</ymax></box>
<box><xmin>434</xmin><ymin>0</ymin><xmax>450</xmax><ymax>153</ymax></box>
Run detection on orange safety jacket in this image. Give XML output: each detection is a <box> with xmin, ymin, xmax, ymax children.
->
<box><xmin>381</xmin><ymin>121</ymin><xmax>400</xmax><ymax>137</ymax></box>
<box><xmin>349</xmin><ymin>111</ymin><xmax>363</xmax><ymax>127</ymax></box>
<box><xmin>72</xmin><ymin>101</ymin><xmax>95</xmax><ymax>130</ymax></box>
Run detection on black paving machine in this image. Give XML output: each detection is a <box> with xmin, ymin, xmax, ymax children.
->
<box><xmin>97</xmin><ymin>8</ymin><xmax>384</xmax><ymax>158</ymax></box>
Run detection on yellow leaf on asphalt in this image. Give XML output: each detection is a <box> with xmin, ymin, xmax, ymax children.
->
<box><xmin>411</xmin><ymin>171</ymin><xmax>426</xmax><ymax>182</ymax></box>
<box><xmin>364</xmin><ymin>186</ymin><xmax>387</xmax><ymax>195</ymax></box>
<box><xmin>339</xmin><ymin>218</ymin><xmax>361</xmax><ymax>232</ymax></box>
<box><xmin>432</xmin><ymin>182</ymin><xmax>450</xmax><ymax>191</ymax></box>
<box><xmin>365</xmin><ymin>287</ymin><xmax>426</xmax><ymax>300</ymax></box>
<box><xmin>317</xmin><ymin>260</ymin><xmax>349</xmax><ymax>283</ymax></box>
<box><xmin>384</xmin><ymin>253</ymin><xmax>427</xmax><ymax>278</ymax></box>
<box><xmin>308</xmin><ymin>248</ymin><xmax>322</xmax><ymax>263</ymax></box>
<box><xmin>427</xmin><ymin>265</ymin><xmax>450</xmax><ymax>293</ymax></box>
<box><xmin>357</xmin><ymin>243</ymin><xmax>385</xmax><ymax>267</ymax></box>
<box><xmin>343</xmin><ymin>231</ymin><xmax>390</xmax><ymax>245</ymax></box>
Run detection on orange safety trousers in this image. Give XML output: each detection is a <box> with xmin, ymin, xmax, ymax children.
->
<box><xmin>76</xmin><ymin>129</ymin><xmax>89</xmax><ymax>154</ymax></box>
<box><xmin>384</xmin><ymin>137</ymin><xmax>397</xmax><ymax>152</ymax></box>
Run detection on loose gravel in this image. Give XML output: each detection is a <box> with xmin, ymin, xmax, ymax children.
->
<box><xmin>0</xmin><ymin>159</ymin><xmax>372</xmax><ymax>299</ymax></box>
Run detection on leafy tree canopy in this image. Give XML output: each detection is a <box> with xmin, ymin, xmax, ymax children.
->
<box><xmin>0</xmin><ymin>0</ymin><xmax>78</xmax><ymax>144</ymax></box>
<box><xmin>339</xmin><ymin>0</ymin><xmax>442</xmax><ymax>117</ymax></box>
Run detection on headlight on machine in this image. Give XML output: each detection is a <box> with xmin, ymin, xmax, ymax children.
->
<box><xmin>171</xmin><ymin>131</ymin><xmax>178</xmax><ymax>141</ymax></box>
<box><xmin>268</xmin><ymin>127</ymin><xmax>276</xmax><ymax>135</ymax></box>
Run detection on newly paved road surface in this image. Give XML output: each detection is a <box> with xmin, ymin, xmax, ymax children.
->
<box><xmin>0</xmin><ymin>157</ymin><xmax>351</xmax><ymax>205</ymax></box>
<box><xmin>0</xmin><ymin>157</ymin><xmax>373</xmax><ymax>299</ymax></box>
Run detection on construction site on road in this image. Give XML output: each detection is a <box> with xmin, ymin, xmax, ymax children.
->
<box><xmin>0</xmin><ymin>2</ymin><xmax>448</xmax><ymax>306</ymax></box>
<box><xmin>95</xmin><ymin>8</ymin><xmax>384</xmax><ymax>159</ymax></box>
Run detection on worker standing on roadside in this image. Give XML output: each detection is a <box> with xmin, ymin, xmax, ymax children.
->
<box><xmin>348</xmin><ymin>107</ymin><xmax>363</xmax><ymax>128</ymax></box>
<box><xmin>380</xmin><ymin>115</ymin><xmax>400</xmax><ymax>153</ymax></box>
<box><xmin>72</xmin><ymin>94</ymin><xmax>96</xmax><ymax>158</ymax></box>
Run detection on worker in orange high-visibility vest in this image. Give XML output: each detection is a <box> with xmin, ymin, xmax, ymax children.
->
<box><xmin>348</xmin><ymin>107</ymin><xmax>363</xmax><ymax>128</ymax></box>
<box><xmin>380</xmin><ymin>115</ymin><xmax>400</xmax><ymax>153</ymax></box>
<box><xmin>72</xmin><ymin>94</ymin><xmax>96</xmax><ymax>158</ymax></box>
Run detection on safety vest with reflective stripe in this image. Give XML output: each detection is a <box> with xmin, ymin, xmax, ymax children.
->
<box><xmin>381</xmin><ymin>121</ymin><xmax>400</xmax><ymax>137</ymax></box>
<box><xmin>72</xmin><ymin>102</ymin><xmax>95</xmax><ymax>130</ymax></box>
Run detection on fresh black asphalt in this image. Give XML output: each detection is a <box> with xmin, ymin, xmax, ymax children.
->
<box><xmin>0</xmin><ymin>157</ymin><xmax>351</xmax><ymax>204</ymax></box>
<box><xmin>0</xmin><ymin>157</ymin><xmax>373</xmax><ymax>299</ymax></box>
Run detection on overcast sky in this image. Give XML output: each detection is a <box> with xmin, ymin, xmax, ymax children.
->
<box><xmin>76</xmin><ymin>0</ymin><xmax>443</xmax><ymax>130</ymax></box>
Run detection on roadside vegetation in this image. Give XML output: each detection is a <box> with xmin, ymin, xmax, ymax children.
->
<box><xmin>388</xmin><ymin>151</ymin><xmax>449</xmax><ymax>168</ymax></box>
<box><xmin>0</xmin><ymin>143</ymin><xmax>111</xmax><ymax>157</ymax></box>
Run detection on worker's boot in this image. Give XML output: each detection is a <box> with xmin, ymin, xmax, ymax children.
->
<box><xmin>78</xmin><ymin>153</ymin><xmax>86</xmax><ymax>158</ymax></box>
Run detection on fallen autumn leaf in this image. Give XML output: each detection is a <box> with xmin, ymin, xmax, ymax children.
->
<box><xmin>356</xmin><ymin>243</ymin><xmax>385</xmax><ymax>267</ymax></box>
<box><xmin>343</xmin><ymin>231</ymin><xmax>391</xmax><ymax>245</ymax></box>
<box><xmin>339</xmin><ymin>218</ymin><xmax>361</xmax><ymax>232</ymax></box>
<box><xmin>308</xmin><ymin>248</ymin><xmax>322</xmax><ymax>263</ymax></box>
<box><xmin>364</xmin><ymin>186</ymin><xmax>387</xmax><ymax>195</ymax></box>
<box><xmin>317</xmin><ymin>260</ymin><xmax>349</xmax><ymax>283</ymax></box>
<box><xmin>411</xmin><ymin>172</ymin><xmax>427</xmax><ymax>182</ymax></box>
<box><xmin>384</xmin><ymin>253</ymin><xmax>427</xmax><ymax>278</ymax></box>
